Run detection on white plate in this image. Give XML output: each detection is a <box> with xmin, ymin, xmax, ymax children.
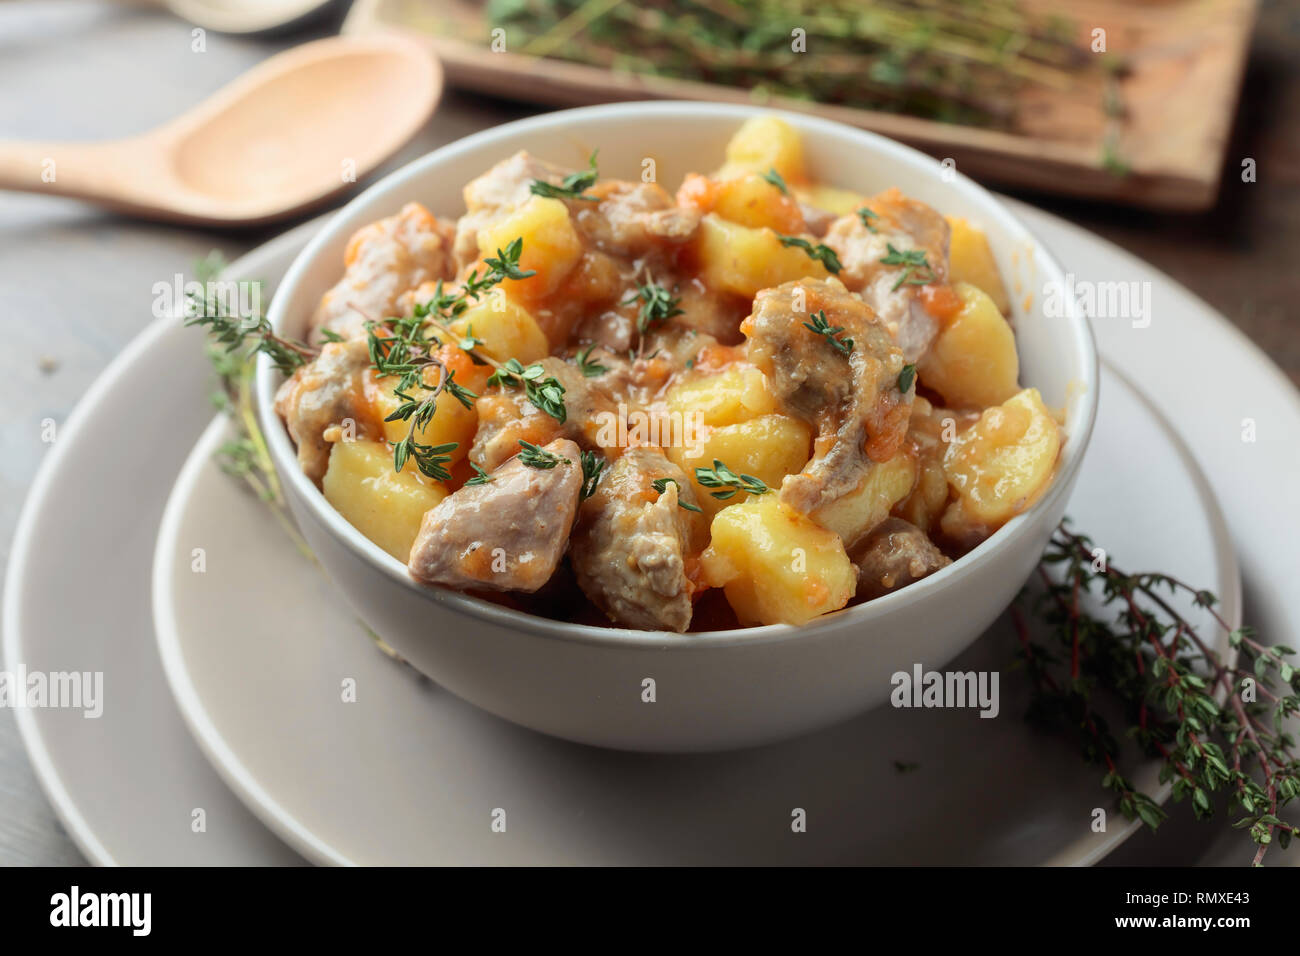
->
<box><xmin>0</xmin><ymin>224</ymin><xmax>317</xmax><ymax>866</ymax></box>
<box><xmin>7</xmin><ymin>202</ymin><xmax>1295</xmax><ymax>864</ymax></box>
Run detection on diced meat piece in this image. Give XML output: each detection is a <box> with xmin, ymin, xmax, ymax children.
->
<box><xmin>452</xmin><ymin>151</ymin><xmax>577</xmax><ymax>267</ymax></box>
<box><xmin>563</xmin><ymin>342</ymin><xmax>636</xmax><ymax>402</ymax></box>
<box><xmin>571</xmin><ymin>448</ymin><xmax>707</xmax><ymax>631</ymax></box>
<box><xmin>310</xmin><ymin>203</ymin><xmax>456</xmax><ymax>341</ymax></box>
<box><xmin>574</xmin><ymin>181</ymin><xmax>700</xmax><ymax>257</ymax></box>
<box><xmin>563</xmin><ymin>327</ymin><xmax>717</xmax><ymax>408</ymax></box>
<box><xmin>743</xmin><ymin>278</ymin><xmax>912</xmax><ymax>515</ymax></box>
<box><xmin>408</xmin><ymin>438</ymin><xmax>582</xmax><ymax>593</ymax></box>
<box><xmin>574</xmin><ymin>308</ymin><xmax>636</xmax><ymax>354</ymax></box>
<box><xmin>274</xmin><ymin>337</ymin><xmax>377</xmax><ymax>483</ymax></box>
<box><xmin>673</xmin><ymin>277</ymin><xmax>748</xmax><ymax>344</ymax></box>
<box><xmin>470</xmin><ymin>357</ymin><xmax>619</xmax><ymax>471</ymax></box>
<box><xmin>799</xmin><ymin>202</ymin><xmax>837</xmax><ymax>238</ymax></box>
<box><xmin>823</xmin><ymin>187</ymin><xmax>951</xmax><ymax>361</ymax></box>
<box><xmin>850</xmin><ymin>518</ymin><xmax>951</xmax><ymax>600</ymax></box>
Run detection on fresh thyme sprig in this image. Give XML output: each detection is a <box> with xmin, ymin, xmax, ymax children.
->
<box><xmin>575</xmin><ymin>343</ymin><xmax>609</xmax><ymax>378</ymax></box>
<box><xmin>694</xmin><ymin>460</ymin><xmax>768</xmax><ymax>501</ymax></box>
<box><xmin>486</xmin><ymin>358</ymin><xmax>569</xmax><ymax>423</ymax></box>
<box><xmin>857</xmin><ymin>207</ymin><xmax>880</xmax><ymax>233</ymax></box>
<box><xmin>1019</xmin><ymin>521</ymin><xmax>1300</xmax><ymax>865</ymax></box>
<box><xmin>366</xmin><ymin>315</ymin><xmax>477</xmax><ymax>481</ymax></box>
<box><xmin>365</xmin><ymin>237</ymin><xmax>537</xmax><ymax>475</ymax></box>
<box><xmin>580</xmin><ymin>449</ymin><xmax>607</xmax><ymax>499</ymax></box>
<box><xmin>183</xmin><ymin>276</ymin><xmax>317</xmax><ymax>376</ymax></box>
<box><xmin>879</xmin><ymin>243</ymin><xmax>936</xmax><ymax>290</ymax></box>
<box><xmin>529</xmin><ymin>150</ymin><xmax>600</xmax><ymax>201</ymax></box>
<box><xmin>803</xmin><ymin>309</ymin><xmax>853</xmax><ymax>358</ymax></box>
<box><xmin>761</xmin><ymin>167</ymin><xmax>790</xmax><ymax>195</ymax></box>
<box><xmin>394</xmin><ymin>438</ymin><xmax>459</xmax><ymax>482</ymax></box>
<box><xmin>414</xmin><ymin>238</ymin><xmax>536</xmax><ymax>324</ymax></box>
<box><xmin>897</xmin><ymin>363</ymin><xmax>917</xmax><ymax>392</ymax></box>
<box><xmin>651</xmin><ymin>476</ymin><xmax>702</xmax><ymax>513</ymax></box>
<box><xmin>187</xmin><ymin>254</ymin><xmax>311</xmax><ymax>559</ymax></box>
<box><xmin>624</xmin><ymin>278</ymin><xmax>684</xmax><ymax>336</ymax></box>
<box><xmin>518</xmin><ymin>439</ymin><xmax>570</xmax><ymax>469</ymax></box>
<box><xmin>466</xmin><ymin>462</ymin><xmax>493</xmax><ymax>486</ymax></box>
<box><xmin>777</xmin><ymin>234</ymin><xmax>843</xmax><ymax>274</ymax></box>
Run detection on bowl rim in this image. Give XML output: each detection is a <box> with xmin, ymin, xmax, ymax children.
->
<box><xmin>257</xmin><ymin>100</ymin><xmax>1099</xmax><ymax>650</ymax></box>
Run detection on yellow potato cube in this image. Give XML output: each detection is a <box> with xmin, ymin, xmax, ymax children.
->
<box><xmin>941</xmin><ymin>387</ymin><xmax>1060</xmax><ymax>537</ymax></box>
<box><xmin>947</xmin><ymin>217</ymin><xmax>1011</xmax><ymax>315</ymax></box>
<box><xmin>797</xmin><ymin>185</ymin><xmax>866</xmax><ymax>217</ymax></box>
<box><xmin>664</xmin><ymin>365</ymin><xmax>778</xmax><ymax>429</ymax></box>
<box><xmin>918</xmin><ymin>281</ymin><xmax>1020</xmax><ymax>410</ymax></box>
<box><xmin>810</xmin><ymin>452</ymin><xmax>918</xmax><ymax>547</ymax></box>
<box><xmin>896</xmin><ymin>454</ymin><xmax>950</xmax><ymax>534</ymax></box>
<box><xmin>706</xmin><ymin>173</ymin><xmax>806</xmax><ymax>233</ymax></box>
<box><xmin>695</xmin><ymin>214</ymin><xmax>830</xmax><ymax>299</ymax></box>
<box><xmin>323</xmin><ymin>440</ymin><xmax>448</xmax><ymax>562</ymax></box>
<box><xmin>447</xmin><ymin>297</ymin><xmax>549</xmax><ymax>364</ymax></box>
<box><xmin>666</xmin><ymin>414</ymin><xmax>812</xmax><ymax>518</ymax></box>
<box><xmin>717</xmin><ymin>115</ymin><xmax>806</xmax><ymax>183</ymax></box>
<box><xmin>701</xmin><ymin>495</ymin><xmax>856</xmax><ymax>626</ymax></box>
<box><xmin>477</xmin><ymin>195</ymin><xmax>581</xmax><ymax>302</ymax></box>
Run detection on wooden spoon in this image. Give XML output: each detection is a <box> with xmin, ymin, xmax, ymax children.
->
<box><xmin>0</xmin><ymin>35</ymin><xmax>443</xmax><ymax>226</ymax></box>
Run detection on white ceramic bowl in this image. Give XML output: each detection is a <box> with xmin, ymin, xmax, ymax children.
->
<box><xmin>257</xmin><ymin>102</ymin><xmax>1097</xmax><ymax>753</ymax></box>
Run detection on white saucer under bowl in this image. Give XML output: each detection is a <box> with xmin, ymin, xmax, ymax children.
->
<box><xmin>151</xmin><ymin>358</ymin><xmax>1234</xmax><ymax>865</ymax></box>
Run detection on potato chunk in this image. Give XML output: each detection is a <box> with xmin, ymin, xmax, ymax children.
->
<box><xmin>664</xmin><ymin>364</ymin><xmax>778</xmax><ymax>429</ymax></box>
<box><xmin>896</xmin><ymin>454</ymin><xmax>949</xmax><ymax>534</ymax></box>
<box><xmin>666</xmin><ymin>414</ymin><xmax>812</xmax><ymax>518</ymax></box>
<box><xmin>797</xmin><ymin>185</ymin><xmax>865</xmax><ymax>217</ymax></box>
<box><xmin>941</xmin><ymin>387</ymin><xmax>1060</xmax><ymax>541</ymax></box>
<box><xmin>694</xmin><ymin>214</ymin><xmax>830</xmax><ymax>299</ymax></box>
<box><xmin>809</xmin><ymin>452</ymin><xmax>918</xmax><ymax>548</ymax></box>
<box><xmin>701</xmin><ymin>496</ymin><xmax>856</xmax><ymax>626</ymax></box>
<box><xmin>946</xmin><ymin>217</ymin><xmax>1011</xmax><ymax>315</ymax></box>
<box><xmin>477</xmin><ymin>195</ymin><xmax>582</xmax><ymax>302</ymax></box>
<box><xmin>323</xmin><ymin>440</ymin><xmax>448</xmax><ymax>562</ymax></box>
<box><xmin>677</xmin><ymin>172</ymin><xmax>805</xmax><ymax>234</ymax></box>
<box><xmin>717</xmin><ymin>115</ymin><xmax>806</xmax><ymax>183</ymax></box>
<box><xmin>918</xmin><ymin>281</ymin><xmax>1020</xmax><ymax>409</ymax></box>
<box><xmin>446</xmin><ymin>297</ymin><xmax>549</xmax><ymax>364</ymax></box>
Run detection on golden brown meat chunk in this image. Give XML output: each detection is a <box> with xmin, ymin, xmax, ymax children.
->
<box><xmin>571</xmin><ymin>448</ymin><xmax>708</xmax><ymax>632</ymax></box>
<box><xmin>274</xmin><ymin>337</ymin><xmax>378</xmax><ymax>483</ymax></box>
<box><xmin>310</xmin><ymin>203</ymin><xmax>457</xmax><ymax>341</ymax></box>
<box><xmin>408</xmin><ymin>438</ymin><xmax>582</xmax><ymax>593</ymax></box>
<box><xmin>823</xmin><ymin>187</ymin><xmax>950</xmax><ymax>362</ymax></box>
<box><xmin>850</xmin><ymin>517</ymin><xmax>951</xmax><ymax>600</ymax></box>
<box><xmin>573</xmin><ymin>181</ymin><xmax>700</xmax><ymax>257</ymax></box>
<box><xmin>742</xmin><ymin>277</ymin><xmax>912</xmax><ymax>516</ymax></box>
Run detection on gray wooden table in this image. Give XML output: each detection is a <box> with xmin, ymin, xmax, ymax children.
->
<box><xmin>1</xmin><ymin>1</ymin><xmax>1294</xmax><ymax>866</ymax></box>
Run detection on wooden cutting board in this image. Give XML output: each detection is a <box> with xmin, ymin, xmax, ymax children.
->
<box><xmin>343</xmin><ymin>0</ymin><xmax>1257</xmax><ymax>211</ymax></box>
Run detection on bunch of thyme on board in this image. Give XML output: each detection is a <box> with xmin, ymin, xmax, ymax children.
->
<box><xmin>480</xmin><ymin>0</ymin><xmax>1089</xmax><ymax>130</ymax></box>
<box><xmin>1016</xmin><ymin>522</ymin><xmax>1299</xmax><ymax>865</ymax></box>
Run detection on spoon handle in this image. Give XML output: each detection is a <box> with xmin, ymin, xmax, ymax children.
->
<box><xmin>0</xmin><ymin>140</ymin><xmax>148</xmax><ymax>206</ymax></box>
